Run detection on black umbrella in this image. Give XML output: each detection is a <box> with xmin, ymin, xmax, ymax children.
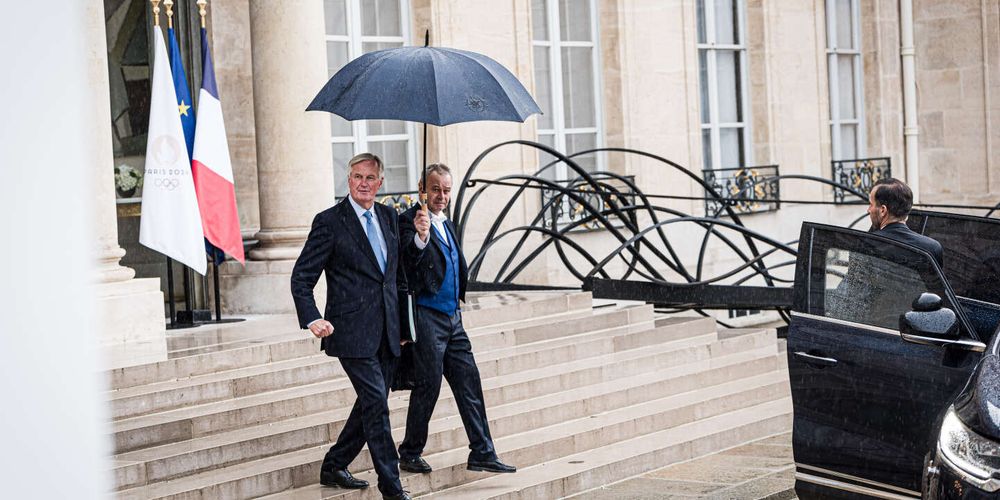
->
<box><xmin>308</xmin><ymin>31</ymin><xmax>542</xmax><ymax>205</ymax></box>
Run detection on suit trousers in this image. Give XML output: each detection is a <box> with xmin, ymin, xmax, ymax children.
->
<box><xmin>322</xmin><ymin>335</ymin><xmax>402</xmax><ymax>495</ymax></box>
<box><xmin>398</xmin><ymin>307</ymin><xmax>497</xmax><ymax>462</ymax></box>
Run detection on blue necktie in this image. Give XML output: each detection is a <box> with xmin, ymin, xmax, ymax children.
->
<box><xmin>363</xmin><ymin>210</ymin><xmax>386</xmax><ymax>273</ymax></box>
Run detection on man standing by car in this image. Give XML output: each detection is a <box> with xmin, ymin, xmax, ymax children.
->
<box><xmin>396</xmin><ymin>163</ymin><xmax>517</xmax><ymax>476</ymax></box>
<box><xmin>291</xmin><ymin>153</ymin><xmax>429</xmax><ymax>500</ymax></box>
<box><xmin>868</xmin><ymin>177</ymin><xmax>944</xmax><ymax>266</ymax></box>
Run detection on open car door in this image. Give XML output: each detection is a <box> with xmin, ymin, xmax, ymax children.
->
<box><xmin>788</xmin><ymin>223</ymin><xmax>985</xmax><ymax>499</ymax></box>
<box><xmin>908</xmin><ymin>210</ymin><xmax>1000</xmax><ymax>340</ymax></box>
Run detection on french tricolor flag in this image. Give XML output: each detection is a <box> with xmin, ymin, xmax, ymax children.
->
<box><xmin>192</xmin><ymin>27</ymin><xmax>245</xmax><ymax>264</ymax></box>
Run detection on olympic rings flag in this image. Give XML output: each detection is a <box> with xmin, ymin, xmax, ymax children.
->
<box><xmin>139</xmin><ymin>25</ymin><xmax>208</xmax><ymax>275</ymax></box>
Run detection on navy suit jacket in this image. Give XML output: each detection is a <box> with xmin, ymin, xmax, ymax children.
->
<box><xmin>399</xmin><ymin>205</ymin><xmax>468</xmax><ymax>302</ymax></box>
<box><xmin>291</xmin><ymin>199</ymin><xmax>418</xmax><ymax>358</ymax></box>
<box><xmin>874</xmin><ymin>222</ymin><xmax>945</xmax><ymax>267</ymax></box>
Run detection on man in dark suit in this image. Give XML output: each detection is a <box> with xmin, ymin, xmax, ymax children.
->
<box><xmin>867</xmin><ymin>177</ymin><xmax>944</xmax><ymax>266</ymax></box>
<box><xmin>395</xmin><ymin>163</ymin><xmax>516</xmax><ymax>475</ymax></box>
<box><xmin>291</xmin><ymin>153</ymin><xmax>429</xmax><ymax>500</ymax></box>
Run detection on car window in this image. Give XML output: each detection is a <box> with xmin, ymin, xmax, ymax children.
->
<box><xmin>800</xmin><ymin>224</ymin><xmax>970</xmax><ymax>336</ymax></box>
<box><xmin>823</xmin><ymin>247</ymin><xmax>929</xmax><ymax>330</ymax></box>
<box><xmin>909</xmin><ymin>210</ymin><xmax>1000</xmax><ymax>305</ymax></box>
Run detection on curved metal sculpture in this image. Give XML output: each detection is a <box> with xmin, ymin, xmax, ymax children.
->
<box><xmin>451</xmin><ymin>141</ymin><xmax>876</xmax><ymax>324</ymax></box>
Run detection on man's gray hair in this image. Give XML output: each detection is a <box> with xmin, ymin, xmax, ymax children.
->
<box><xmin>419</xmin><ymin>163</ymin><xmax>452</xmax><ymax>188</ymax></box>
<box><xmin>348</xmin><ymin>152</ymin><xmax>384</xmax><ymax>177</ymax></box>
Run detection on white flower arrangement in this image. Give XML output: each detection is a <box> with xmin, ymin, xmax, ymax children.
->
<box><xmin>115</xmin><ymin>164</ymin><xmax>141</xmax><ymax>193</ymax></box>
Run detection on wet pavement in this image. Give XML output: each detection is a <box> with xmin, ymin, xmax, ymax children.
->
<box><xmin>570</xmin><ymin>432</ymin><xmax>796</xmax><ymax>500</ymax></box>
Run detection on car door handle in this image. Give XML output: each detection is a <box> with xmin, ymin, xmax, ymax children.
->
<box><xmin>793</xmin><ymin>351</ymin><xmax>838</xmax><ymax>367</ymax></box>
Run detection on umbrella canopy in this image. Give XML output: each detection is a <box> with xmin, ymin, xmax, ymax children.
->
<box><xmin>307</xmin><ymin>46</ymin><xmax>541</xmax><ymax>126</ymax></box>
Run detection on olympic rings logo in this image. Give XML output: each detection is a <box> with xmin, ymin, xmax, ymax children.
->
<box><xmin>154</xmin><ymin>178</ymin><xmax>181</xmax><ymax>190</ymax></box>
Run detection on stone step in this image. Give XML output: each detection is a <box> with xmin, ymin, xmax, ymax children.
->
<box><xmin>111</xmin><ymin>313</ymin><xmax>718</xmax><ymax>456</ymax></box>
<box><xmin>116</xmin><ymin>342</ymin><xmax>785</xmax><ymax>499</ymax></box>
<box><xmin>111</xmin><ymin>322</ymin><xmax>744</xmax><ymax>490</ymax></box>
<box><xmin>338</xmin><ymin>376</ymin><xmax>790</xmax><ymax>500</ymax></box>
<box><xmin>108</xmin><ymin>305</ymin><xmax>643</xmax><ymax>421</ymax></box>
<box><xmin>108</xmin><ymin>292</ymin><xmax>593</xmax><ymax>390</ymax></box>
<box><xmin>421</xmin><ymin>399</ymin><xmax>793</xmax><ymax>500</ymax></box>
<box><xmin>272</xmin><ymin>358</ymin><xmax>788</xmax><ymax>500</ymax></box>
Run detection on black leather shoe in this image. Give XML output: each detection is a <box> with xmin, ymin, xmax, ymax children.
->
<box><xmin>467</xmin><ymin>458</ymin><xmax>517</xmax><ymax>473</ymax></box>
<box><xmin>319</xmin><ymin>468</ymin><xmax>368</xmax><ymax>489</ymax></box>
<box><xmin>382</xmin><ymin>491</ymin><xmax>412</xmax><ymax>500</ymax></box>
<box><xmin>399</xmin><ymin>456</ymin><xmax>432</xmax><ymax>473</ymax></box>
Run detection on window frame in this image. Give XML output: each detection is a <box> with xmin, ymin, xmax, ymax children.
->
<box><xmin>532</xmin><ymin>0</ymin><xmax>606</xmax><ymax>180</ymax></box>
<box><xmin>324</xmin><ymin>0</ymin><xmax>418</xmax><ymax>196</ymax></box>
<box><xmin>696</xmin><ymin>0</ymin><xmax>753</xmax><ymax>171</ymax></box>
<box><xmin>825</xmin><ymin>0</ymin><xmax>866</xmax><ymax>161</ymax></box>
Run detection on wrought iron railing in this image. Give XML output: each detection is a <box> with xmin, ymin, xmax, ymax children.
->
<box><xmin>541</xmin><ymin>175</ymin><xmax>638</xmax><ymax>232</ymax></box>
<box><xmin>831</xmin><ymin>157</ymin><xmax>891</xmax><ymax>203</ymax></box>
<box><xmin>702</xmin><ymin>165</ymin><xmax>781</xmax><ymax>216</ymax></box>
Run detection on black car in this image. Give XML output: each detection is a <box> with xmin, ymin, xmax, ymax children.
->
<box><xmin>787</xmin><ymin>210</ymin><xmax>1000</xmax><ymax>499</ymax></box>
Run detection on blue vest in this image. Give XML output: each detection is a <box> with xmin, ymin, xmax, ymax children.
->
<box><xmin>417</xmin><ymin>222</ymin><xmax>461</xmax><ymax>315</ymax></box>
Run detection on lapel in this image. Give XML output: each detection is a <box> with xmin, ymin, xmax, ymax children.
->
<box><xmin>431</xmin><ymin>220</ymin><xmax>449</xmax><ymax>251</ymax></box>
<box><xmin>338</xmin><ymin>200</ymin><xmax>383</xmax><ymax>275</ymax></box>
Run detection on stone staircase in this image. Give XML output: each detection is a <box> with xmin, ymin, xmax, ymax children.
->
<box><xmin>109</xmin><ymin>292</ymin><xmax>791</xmax><ymax>499</ymax></box>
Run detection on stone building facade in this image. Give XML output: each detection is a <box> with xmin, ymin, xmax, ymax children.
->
<box><xmin>95</xmin><ymin>0</ymin><xmax>999</xmax><ymax>343</ymax></box>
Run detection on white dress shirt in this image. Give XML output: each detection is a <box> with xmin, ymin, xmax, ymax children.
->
<box><xmin>348</xmin><ymin>195</ymin><xmax>388</xmax><ymax>263</ymax></box>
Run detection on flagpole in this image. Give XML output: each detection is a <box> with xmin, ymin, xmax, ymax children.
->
<box><xmin>151</xmin><ymin>0</ymin><xmax>160</xmax><ymax>27</ymax></box>
<box><xmin>166</xmin><ymin>257</ymin><xmax>176</xmax><ymax>327</ymax></box>
<box><xmin>198</xmin><ymin>0</ymin><xmax>207</xmax><ymax>28</ymax></box>
<box><xmin>164</xmin><ymin>0</ymin><xmax>174</xmax><ymax>29</ymax></box>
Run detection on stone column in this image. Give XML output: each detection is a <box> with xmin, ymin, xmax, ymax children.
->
<box><xmin>87</xmin><ymin>0</ymin><xmax>166</xmax><ymax>344</ymax></box>
<box><xmin>219</xmin><ymin>0</ymin><xmax>334</xmax><ymax>314</ymax></box>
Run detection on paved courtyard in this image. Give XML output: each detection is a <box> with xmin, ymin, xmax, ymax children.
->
<box><xmin>570</xmin><ymin>432</ymin><xmax>796</xmax><ymax>500</ymax></box>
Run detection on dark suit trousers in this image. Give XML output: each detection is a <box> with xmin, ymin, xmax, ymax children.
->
<box><xmin>322</xmin><ymin>336</ymin><xmax>402</xmax><ymax>495</ymax></box>
<box><xmin>398</xmin><ymin>307</ymin><xmax>497</xmax><ymax>462</ymax></box>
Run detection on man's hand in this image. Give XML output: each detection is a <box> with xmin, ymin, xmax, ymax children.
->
<box><xmin>308</xmin><ymin>320</ymin><xmax>334</xmax><ymax>338</ymax></box>
<box><xmin>414</xmin><ymin>209</ymin><xmax>430</xmax><ymax>242</ymax></box>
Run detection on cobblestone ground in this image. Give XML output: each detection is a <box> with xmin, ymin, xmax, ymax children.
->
<box><xmin>570</xmin><ymin>432</ymin><xmax>796</xmax><ymax>500</ymax></box>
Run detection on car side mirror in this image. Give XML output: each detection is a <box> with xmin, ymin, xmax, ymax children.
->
<box><xmin>900</xmin><ymin>293</ymin><xmax>960</xmax><ymax>344</ymax></box>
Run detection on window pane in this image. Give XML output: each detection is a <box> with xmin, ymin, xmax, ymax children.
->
<box><xmin>840</xmin><ymin>124</ymin><xmax>857</xmax><ymax>160</ymax></box>
<box><xmin>720</xmin><ymin>127</ymin><xmax>744</xmax><ymax>168</ymax></box>
<box><xmin>699</xmin><ymin>49</ymin><xmax>710</xmax><ymax>124</ymax></box>
<box><xmin>362</xmin><ymin>41</ymin><xmax>403</xmax><ymax>54</ymax></box>
<box><xmin>696</xmin><ymin>0</ymin><xmax>707</xmax><ymax>44</ymax></box>
<box><xmin>714</xmin><ymin>0</ymin><xmax>738</xmax><ymax>45</ymax></box>
<box><xmin>327</xmin><ymin>42</ymin><xmax>353</xmax><ymax>136</ymax></box>
<box><xmin>324</xmin><ymin>0</ymin><xmax>348</xmax><ymax>36</ymax></box>
<box><xmin>823</xmin><ymin>247</ymin><xmax>929</xmax><ymax>330</ymax></box>
<box><xmin>327</xmin><ymin>41</ymin><xmax>349</xmax><ymax>76</ymax></box>
<box><xmin>536</xmin><ymin>133</ymin><xmax>558</xmax><ymax>180</ymax></box>
<box><xmin>333</xmin><ymin>142</ymin><xmax>355</xmax><ymax>197</ymax></box>
<box><xmin>361</xmin><ymin>0</ymin><xmax>402</xmax><ymax>37</ymax></box>
<box><xmin>559</xmin><ymin>0</ymin><xmax>592</xmax><ymax>42</ymax></box>
<box><xmin>532</xmin><ymin>0</ymin><xmax>549</xmax><ymax>41</ymax></box>
<box><xmin>566</xmin><ymin>132</ymin><xmax>597</xmax><ymax>173</ymax></box>
<box><xmin>367</xmin><ymin>120</ymin><xmax>406</xmax><ymax>136</ymax></box>
<box><xmin>716</xmin><ymin>50</ymin><xmax>742</xmax><ymax>123</ymax></box>
<box><xmin>533</xmin><ymin>45</ymin><xmax>554</xmax><ymax>129</ymax></box>
<box><xmin>561</xmin><ymin>46</ymin><xmax>596</xmax><ymax>128</ymax></box>
<box><xmin>836</xmin><ymin>0</ymin><xmax>853</xmax><ymax>49</ymax></box>
<box><xmin>837</xmin><ymin>54</ymin><xmax>856</xmax><ymax>119</ymax></box>
<box><xmin>331</xmin><ymin>116</ymin><xmax>353</xmax><ymax>137</ymax></box>
<box><xmin>702</xmin><ymin>128</ymin><xmax>713</xmax><ymax>169</ymax></box>
<box><xmin>369</xmin><ymin>140</ymin><xmax>410</xmax><ymax>193</ymax></box>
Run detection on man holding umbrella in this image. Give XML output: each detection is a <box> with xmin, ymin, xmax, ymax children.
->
<box><xmin>397</xmin><ymin>163</ymin><xmax>517</xmax><ymax>475</ymax></box>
